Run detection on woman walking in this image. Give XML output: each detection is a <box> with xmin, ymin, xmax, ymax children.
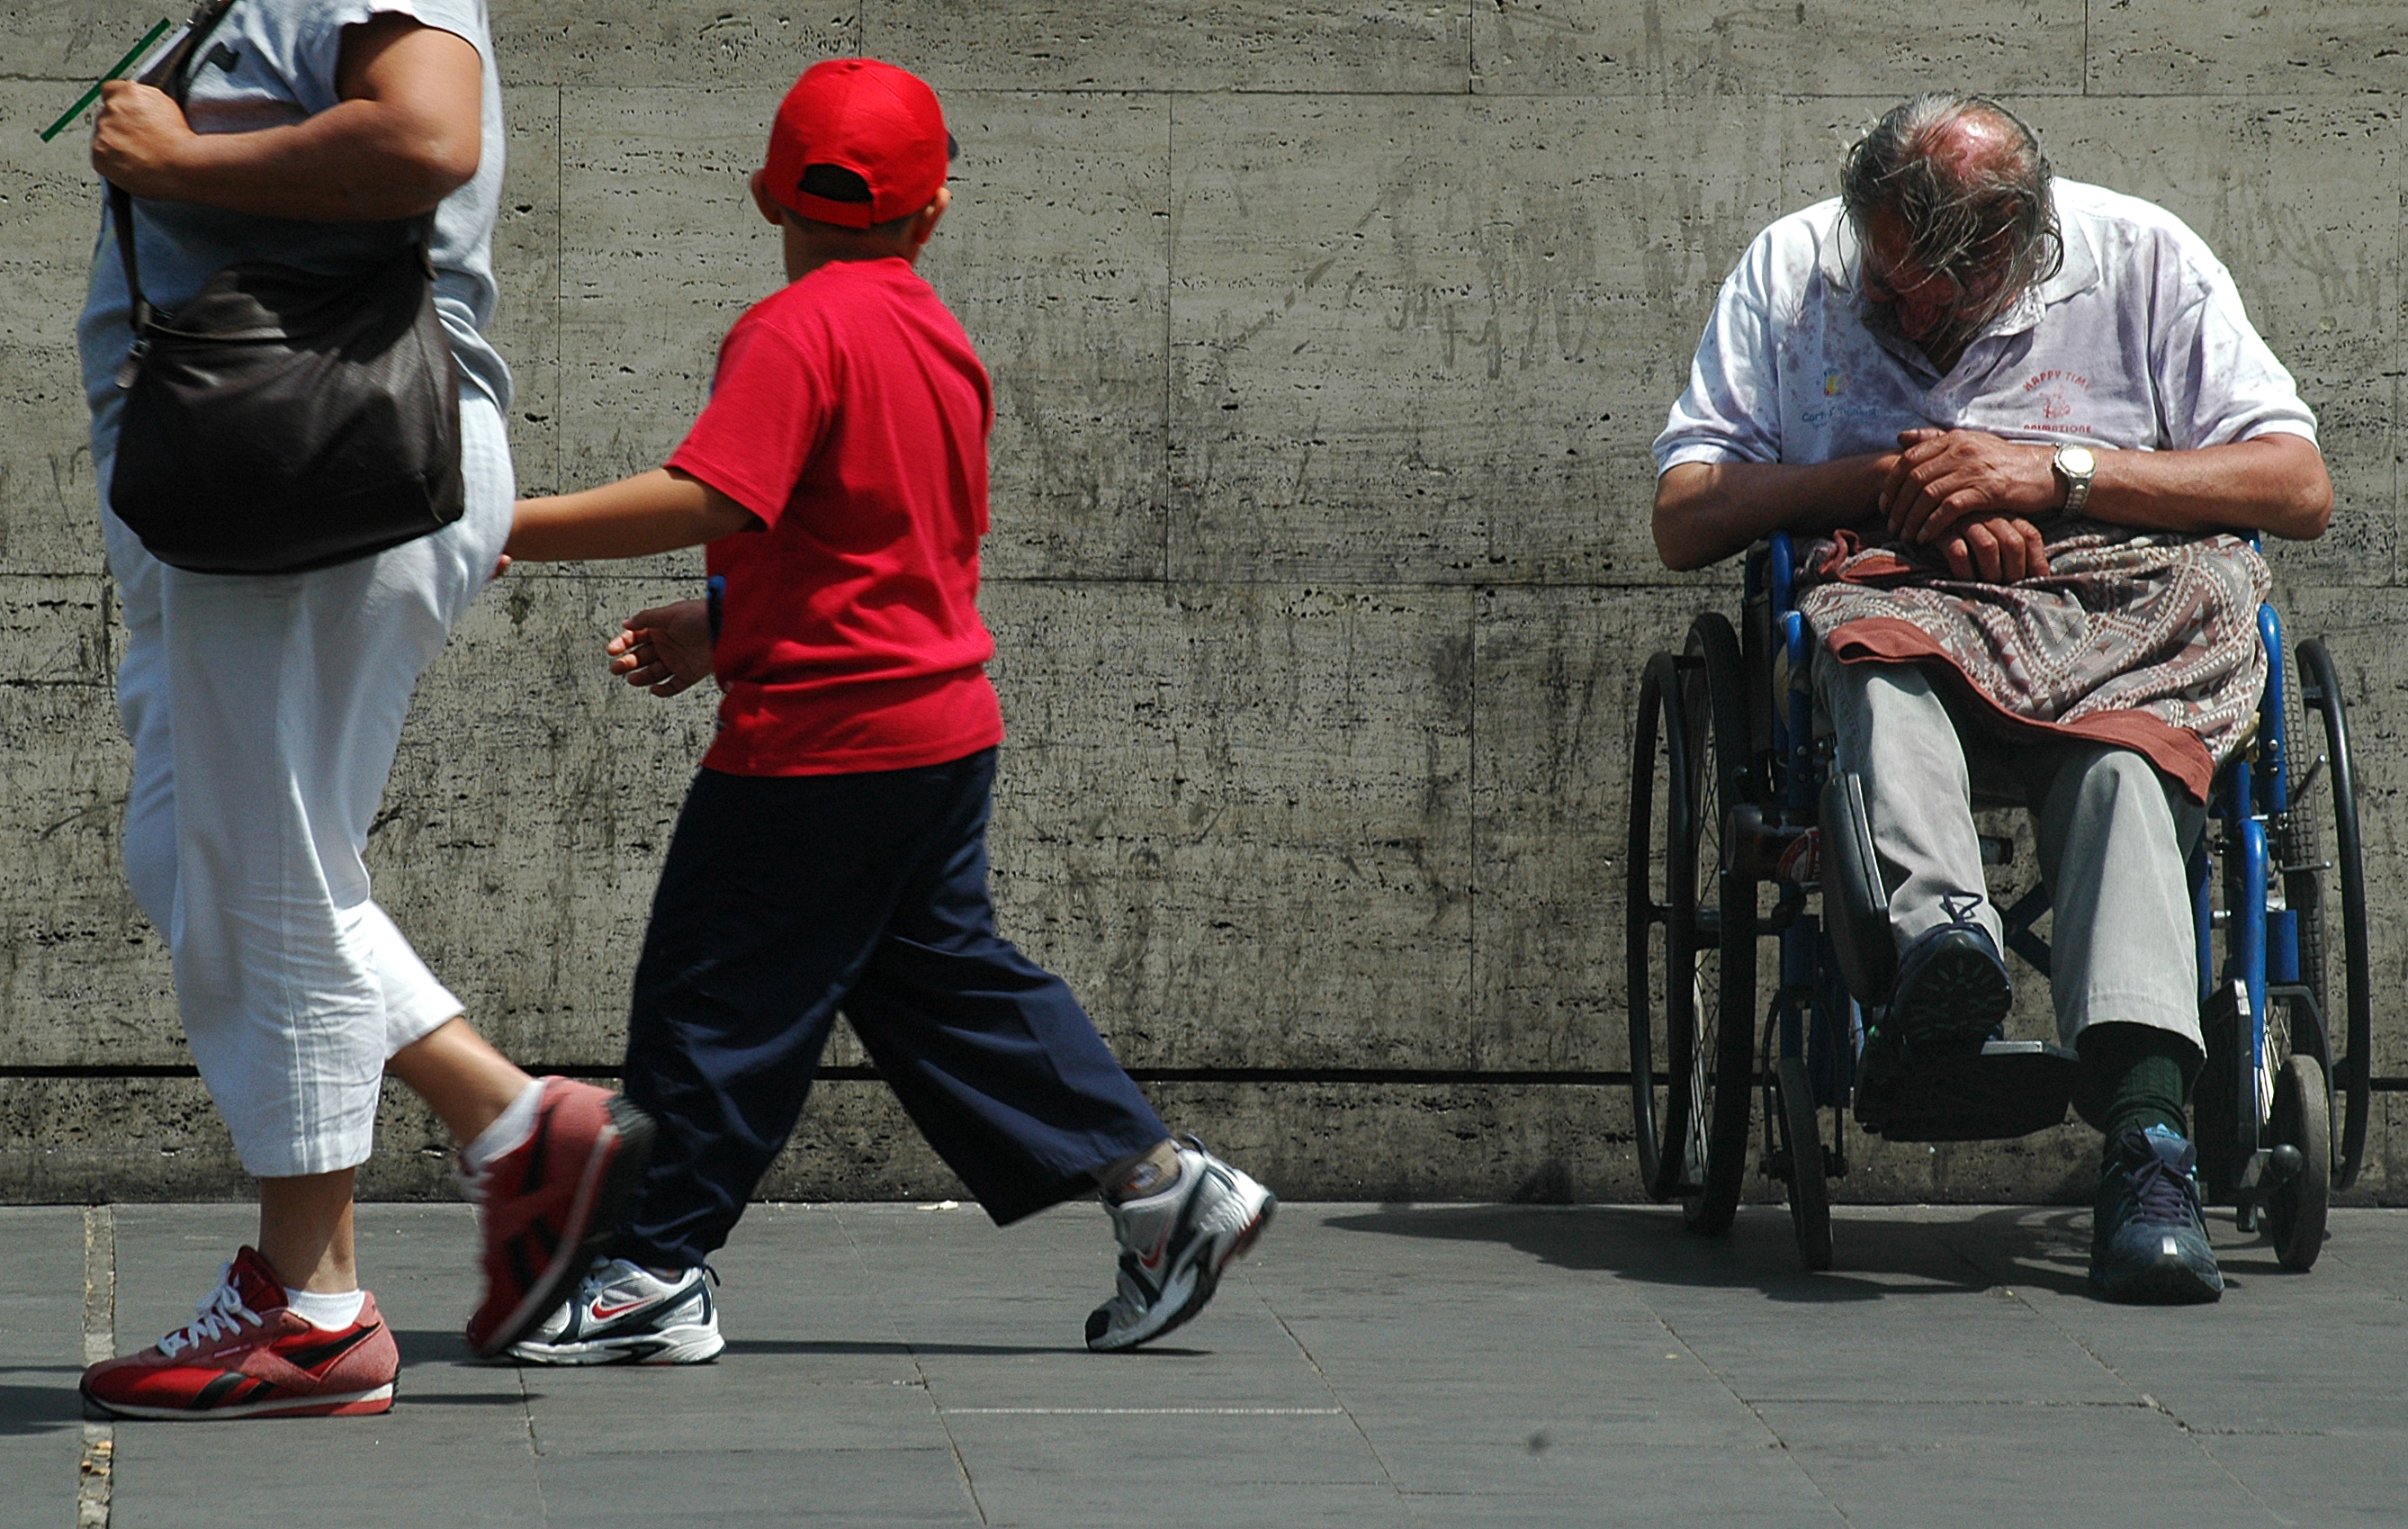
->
<box><xmin>74</xmin><ymin>0</ymin><xmax>648</xmax><ymax>1419</ymax></box>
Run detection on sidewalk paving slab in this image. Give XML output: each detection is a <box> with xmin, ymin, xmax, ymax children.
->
<box><xmin>4</xmin><ymin>1201</ymin><xmax>2404</xmax><ymax>1527</ymax></box>
<box><xmin>0</xmin><ymin>1208</ymin><xmax>86</xmax><ymax>1529</ymax></box>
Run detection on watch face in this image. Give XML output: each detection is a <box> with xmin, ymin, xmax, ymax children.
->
<box><xmin>2060</xmin><ymin>445</ymin><xmax>2096</xmax><ymax>475</ymax></box>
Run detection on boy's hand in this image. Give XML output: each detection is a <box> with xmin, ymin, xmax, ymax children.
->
<box><xmin>606</xmin><ymin>599</ymin><xmax>713</xmax><ymax>697</ymax></box>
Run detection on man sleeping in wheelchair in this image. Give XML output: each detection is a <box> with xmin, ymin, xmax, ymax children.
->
<box><xmin>1650</xmin><ymin>93</ymin><xmax>2332</xmax><ymax>1303</ymax></box>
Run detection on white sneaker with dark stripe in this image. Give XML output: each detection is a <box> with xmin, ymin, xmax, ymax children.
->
<box><xmin>1085</xmin><ymin>1138</ymin><xmax>1275</xmax><ymax>1352</ymax></box>
<box><xmin>508</xmin><ymin>1258</ymin><xmax>723</xmax><ymax>1365</ymax></box>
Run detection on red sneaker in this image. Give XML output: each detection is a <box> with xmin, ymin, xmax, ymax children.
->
<box><xmin>460</xmin><ymin>1077</ymin><xmax>656</xmax><ymax>1357</ymax></box>
<box><xmin>80</xmin><ymin>1247</ymin><xmax>397</xmax><ymax>1420</ymax></box>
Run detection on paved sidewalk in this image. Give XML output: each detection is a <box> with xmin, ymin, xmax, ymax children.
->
<box><xmin>3</xmin><ymin>1201</ymin><xmax>2404</xmax><ymax>1527</ymax></box>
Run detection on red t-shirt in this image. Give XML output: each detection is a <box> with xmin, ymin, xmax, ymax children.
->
<box><xmin>666</xmin><ymin>257</ymin><xmax>1005</xmax><ymax>776</ymax></box>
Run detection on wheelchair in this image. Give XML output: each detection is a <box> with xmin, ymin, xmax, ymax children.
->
<box><xmin>1627</xmin><ymin>533</ymin><xmax>2370</xmax><ymax>1272</ymax></box>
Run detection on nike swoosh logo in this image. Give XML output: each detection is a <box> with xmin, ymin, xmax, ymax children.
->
<box><xmin>591</xmin><ymin>1299</ymin><xmax>650</xmax><ymax>1320</ymax></box>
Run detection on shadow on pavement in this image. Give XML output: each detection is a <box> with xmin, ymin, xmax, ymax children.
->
<box><xmin>723</xmin><ymin>1339</ymin><xmax>1074</xmax><ymax>1359</ymax></box>
<box><xmin>0</xmin><ymin>1381</ymin><xmax>83</xmax><ymax>1436</ymax></box>
<box><xmin>1322</xmin><ymin>1203</ymin><xmax>2106</xmax><ymax>1300</ymax></box>
<box><xmin>393</xmin><ymin>1390</ymin><xmax>526</xmax><ymax>1406</ymax></box>
<box><xmin>393</xmin><ymin>1328</ymin><xmax>472</xmax><ymax>1367</ymax></box>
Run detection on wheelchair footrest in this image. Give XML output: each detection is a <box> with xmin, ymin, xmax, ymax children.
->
<box><xmin>1855</xmin><ymin>1039</ymin><xmax>2080</xmax><ymax>1143</ymax></box>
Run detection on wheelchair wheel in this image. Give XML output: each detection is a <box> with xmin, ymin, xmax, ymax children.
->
<box><xmin>1772</xmin><ymin>1057</ymin><xmax>1833</xmax><ymax>1271</ymax></box>
<box><xmin>1624</xmin><ymin>616</ymin><xmax>1757</xmax><ymax>1228</ymax></box>
<box><xmin>2265</xmin><ymin>1054</ymin><xmax>2330</xmax><ymax>1272</ymax></box>
<box><xmin>1628</xmin><ymin>650</ymin><xmax>1694</xmax><ymax>1202</ymax></box>
<box><xmin>2289</xmin><ymin>639</ymin><xmax>2372</xmax><ymax>1190</ymax></box>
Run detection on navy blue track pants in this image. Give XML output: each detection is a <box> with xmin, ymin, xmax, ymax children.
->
<box><xmin>614</xmin><ymin>747</ymin><xmax>1169</xmax><ymax>1268</ymax></box>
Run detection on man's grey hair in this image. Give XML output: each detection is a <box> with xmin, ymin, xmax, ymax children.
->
<box><xmin>1840</xmin><ymin>93</ymin><xmax>2063</xmax><ymax>309</ymax></box>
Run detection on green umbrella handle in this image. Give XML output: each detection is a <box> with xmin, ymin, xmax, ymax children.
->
<box><xmin>39</xmin><ymin>19</ymin><xmax>175</xmax><ymax>143</ymax></box>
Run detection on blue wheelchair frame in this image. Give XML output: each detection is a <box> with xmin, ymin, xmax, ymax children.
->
<box><xmin>1704</xmin><ymin>529</ymin><xmax>2362</xmax><ymax>1268</ymax></box>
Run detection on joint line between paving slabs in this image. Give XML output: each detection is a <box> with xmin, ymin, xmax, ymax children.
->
<box><xmin>948</xmin><ymin>1416</ymin><xmax>1348</xmax><ymax>1425</ymax></box>
<box><xmin>79</xmin><ymin>1205</ymin><xmax>115</xmax><ymax>1529</ymax></box>
<box><xmin>1929</xmin><ymin>1235</ymin><xmax>2289</xmax><ymax>1525</ymax></box>
<box><xmin>1640</xmin><ymin>1304</ymin><xmax>1858</xmax><ymax>1526</ymax></box>
<box><xmin>517</xmin><ymin>1355</ymin><xmax>554</xmax><ymax>1523</ymax></box>
<box><xmin>1247</xmin><ymin>1267</ymin><xmax>1412</xmax><ymax>1506</ymax></box>
<box><xmin>831</xmin><ymin>1206</ymin><xmax>990</xmax><ymax>1526</ymax></box>
<box><xmin>1161</xmin><ymin>92</ymin><xmax>1175</xmax><ymax>589</ymax></box>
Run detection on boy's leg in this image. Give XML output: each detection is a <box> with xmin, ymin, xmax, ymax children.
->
<box><xmin>840</xmin><ymin>751</ymin><xmax>1167</xmax><ymax>1221</ymax></box>
<box><xmin>840</xmin><ymin>749</ymin><xmax>1272</xmax><ymax>1350</ymax></box>
<box><xmin>608</xmin><ymin>766</ymin><xmax>964</xmax><ymax>1274</ymax></box>
<box><xmin>518</xmin><ymin>763</ymin><xmax>1039</xmax><ymax>1366</ymax></box>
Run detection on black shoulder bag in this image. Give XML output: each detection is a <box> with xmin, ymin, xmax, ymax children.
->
<box><xmin>106</xmin><ymin>0</ymin><xmax>465</xmax><ymax>575</ymax></box>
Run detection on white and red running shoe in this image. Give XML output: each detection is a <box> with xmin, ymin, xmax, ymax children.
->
<box><xmin>80</xmin><ymin>1246</ymin><xmax>398</xmax><ymax>1420</ymax></box>
<box><xmin>1085</xmin><ymin>1138</ymin><xmax>1275</xmax><ymax>1352</ymax></box>
<box><xmin>509</xmin><ymin>1257</ymin><xmax>723</xmax><ymax>1365</ymax></box>
<box><xmin>460</xmin><ymin>1077</ymin><xmax>656</xmax><ymax>1358</ymax></box>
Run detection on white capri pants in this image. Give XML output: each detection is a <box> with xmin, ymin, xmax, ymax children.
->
<box><xmin>98</xmin><ymin>392</ymin><xmax>515</xmax><ymax>1179</ymax></box>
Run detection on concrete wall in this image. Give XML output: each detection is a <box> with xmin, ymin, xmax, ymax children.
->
<box><xmin>2</xmin><ymin>2</ymin><xmax>2403</xmax><ymax>1208</ymax></box>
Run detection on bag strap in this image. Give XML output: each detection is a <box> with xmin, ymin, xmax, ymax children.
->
<box><xmin>110</xmin><ymin>0</ymin><xmax>242</xmax><ymax>334</ymax></box>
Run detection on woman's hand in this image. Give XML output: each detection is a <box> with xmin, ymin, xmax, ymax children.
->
<box><xmin>606</xmin><ymin>600</ymin><xmax>714</xmax><ymax>697</ymax></box>
<box><xmin>89</xmin><ymin>80</ymin><xmax>196</xmax><ymax>198</ymax></box>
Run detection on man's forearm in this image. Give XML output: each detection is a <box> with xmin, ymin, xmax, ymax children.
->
<box><xmin>1884</xmin><ymin>430</ymin><xmax>2334</xmax><ymax>546</ymax></box>
<box><xmin>2084</xmin><ymin>434</ymin><xmax>2332</xmax><ymax>541</ymax></box>
<box><xmin>1652</xmin><ymin>454</ymin><xmax>1895</xmax><ymax>571</ymax></box>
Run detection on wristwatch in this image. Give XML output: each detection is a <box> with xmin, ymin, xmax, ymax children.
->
<box><xmin>2053</xmin><ymin>443</ymin><xmax>2096</xmax><ymax>516</ymax></box>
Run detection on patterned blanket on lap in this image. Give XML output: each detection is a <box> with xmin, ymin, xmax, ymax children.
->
<box><xmin>1797</xmin><ymin>524</ymin><xmax>2271</xmax><ymax>803</ymax></box>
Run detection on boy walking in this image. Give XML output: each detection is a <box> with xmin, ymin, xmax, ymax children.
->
<box><xmin>503</xmin><ymin>58</ymin><xmax>1272</xmax><ymax>1362</ymax></box>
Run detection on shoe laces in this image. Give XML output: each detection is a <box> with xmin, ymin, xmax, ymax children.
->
<box><xmin>2118</xmin><ymin>1135</ymin><xmax>2201</xmax><ymax>1228</ymax></box>
<box><xmin>1936</xmin><ymin>893</ymin><xmax>1986</xmax><ymax>929</ymax></box>
<box><xmin>157</xmin><ymin>1266</ymin><xmax>264</xmax><ymax>1358</ymax></box>
<box><xmin>576</xmin><ymin>1257</ymin><xmax>717</xmax><ymax>1303</ymax></box>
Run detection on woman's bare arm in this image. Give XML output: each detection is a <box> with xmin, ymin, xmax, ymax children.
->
<box><xmin>89</xmin><ymin>13</ymin><xmax>481</xmax><ymax>221</ymax></box>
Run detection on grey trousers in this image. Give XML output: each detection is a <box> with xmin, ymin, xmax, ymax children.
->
<box><xmin>1814</xmin><ymin>651</ymin><xmax>2206</xmax><ymax>1056</ymax></box>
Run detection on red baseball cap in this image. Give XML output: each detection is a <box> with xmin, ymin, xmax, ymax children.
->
<box><xmin>762</xmin><ymin>58</ymin><xmax>953</xmax><ymax>229</ymax></box>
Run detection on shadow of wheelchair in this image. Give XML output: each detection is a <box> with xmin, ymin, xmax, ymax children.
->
<box><xmin>1318</xmin><ymin>1201</ymin><xmax>2132</xmax><ymax>1302</ymax></box>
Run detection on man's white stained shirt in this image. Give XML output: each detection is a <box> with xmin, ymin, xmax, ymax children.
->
<box><xmin>1653</xmin><ymin>179</ymin><xmax>2317</xmax><ymax>475</ymax></box>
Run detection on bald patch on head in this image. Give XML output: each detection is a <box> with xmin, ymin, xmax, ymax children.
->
<box><xmin>1913</xmin><ymin>107</ymin><xmax>2023</xmax><ymax>192</ymax></box>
